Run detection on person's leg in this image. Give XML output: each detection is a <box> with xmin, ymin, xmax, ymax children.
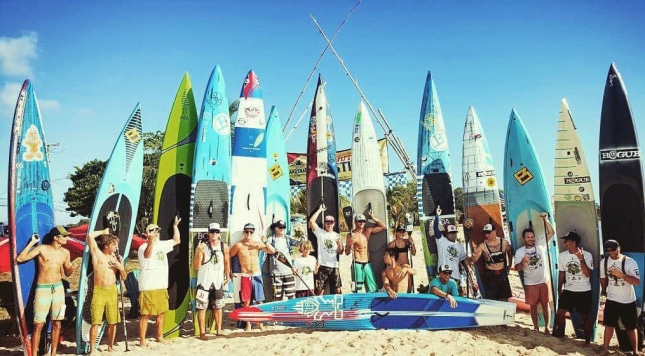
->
<box><xmin>32</xmin><ymin>322</ymin><xmax>44</xmax><ymax>356</ymax></box>
<box><xmin>156</xmin><ymin>312</ymin><xmax>166</xmax><ymax>341</ymax></box>
<box><xmin>197</xmin><ymin>309</ymin><xmax>207</xmax><ymax>340</ymax></box>
<box><xmin>540</xmin><ymin>300</ymin><xmax>550</xmax><ymax>334</ymax></box>
<box><xmin>215</xmin><ymin>307</ymin><xmax>223</xmax><ymax>334</ymax></box>
<box><xmin>283</xmin><ymin>275</ymin><xmax>296</xmax><ymax>300</ymax></box>
<box><xmin>50</xmin><ymin>320</ymin><xmax>61</xmax><ymax>356</ymax></box>
<box><xmin>89</xmin><ymin>324</ymin><xmax>100</xmax><ymax>356</ymax></box>
<box><xmin>603</xmin><ymin>325</ymin><xmax>614</xmax><ymax>352</ymax></box>
<box><xmin>364</xmin><ymin>264</ymin><xmax>378</xmax><ymax>293</ymax></box>
<box><xmin>529</xmin><ymin>305</ymin><xmax>539</xmax><ymax>331</ymax></box>
<box><xmin>628</xmin><ymin>329</ymin><xmax>641</xmax><ymax>356</ymax></box>
<box><xmin>139</xmin><ymin>315</ymin><xmax>149</xmax><ymax>347</ymax></box>
<box><xmin>553</xmin><ymin>308</ymin><xmax>567</xmax><ymax>337</ymax></box>
<box><xmin>272</xmin><ymin>274</ymin><xmax>284</xmax><ymax>301</ymax></box>
<box><xmin>107</xmin><ymin>323</ymin><xmax>116</xmax><ymax>351</ymax></box>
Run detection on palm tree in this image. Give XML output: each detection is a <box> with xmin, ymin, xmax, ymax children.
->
<box><xmin>386</xmin><ymin>181</ymin><xmax>417</xmax><ymax>227</ymax></box>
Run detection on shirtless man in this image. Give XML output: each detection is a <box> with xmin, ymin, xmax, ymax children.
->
<box><xmin>16</xmin><ymin>226</ymin><xmax>75</xmax><ymax>356</ymax></box>
<box><xmin>382</xmin><ymin>249</ymin><xmax>416</xmax><ymax>299</ymax></box>
<box><xmin>229</xmin><ymin>222</ymin><xmax>274</xmax><ymax>331</ymax></box>
<box><xmin>87</xmin><ymin>228</ymin><xmax>126</xmax><ymax>355</ymax></box>
<box><xmin>345</xmin><ymin>211</ymin><xmax>386</xmax><ymax>293</ymax></box>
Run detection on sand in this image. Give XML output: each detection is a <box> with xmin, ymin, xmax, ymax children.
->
<box><xmin>0</xmin><ymin>229</ymin><xmax>625</xmax><ymax>355</ymax></box>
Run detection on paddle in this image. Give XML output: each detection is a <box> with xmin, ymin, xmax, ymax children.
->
<box><xmin>116</xmin><ymin>253</ymin><xmax>130</xmax><ymax>352</ymax></box>
<box><xmin>273</xmin><ymin>251</ymin><xmax>315</xmax><ymax>296</ymax></box>
<box><xmin>342</xmin><ymin>206</ymin><xmax>356</xmax><ymax>292</ymax></box>
<box><xmin>405</xmin><ymin>213</ymin><xmax>415</xmax><ymax>293</ymax></box>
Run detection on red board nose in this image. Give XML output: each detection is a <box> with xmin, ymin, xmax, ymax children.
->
<box><xmin>229</xmin><ymin>306</ymin><xmax>263</xmax><ymax>320</ymax></box>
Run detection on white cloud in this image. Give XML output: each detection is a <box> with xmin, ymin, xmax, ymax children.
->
<box><xmin>1</xmin><ymin>81</ymin><xmax>60</xmax><ymax>118</ymax></box>
<box><xmin>0</xmin><ymin>32</ymin><xmax>38</xmax><ymax>77</ymax></box>
<box><xmin>39</xmin><ymin>99</ymin><xmax>61</xmax><ymax>111</ymax></box>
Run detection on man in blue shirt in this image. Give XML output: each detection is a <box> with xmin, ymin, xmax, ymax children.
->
<box><xmin>429</xmin><ymin>264</ymin><xmax>459</xmax><ymax>308</ymax></box>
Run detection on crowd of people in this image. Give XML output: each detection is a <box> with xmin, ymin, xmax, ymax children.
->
<box><xmin>13</xmin><ymin>207</ymin><xmax>641</xmax><ymax>356</ymax></box>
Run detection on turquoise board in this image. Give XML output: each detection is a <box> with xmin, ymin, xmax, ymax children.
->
<box><xmin>416</xmin><ymin>72</ymin><xmax>455</xmax><ymax>280</ymax></box>
<box><xmin>262</xmin><ymin>106</ymin><xmax>291</xmax><ymax>300</ymax></box>
<box><xmin>8</xmin><ymin>80</ymin><xmax>55</xmax><ymax>356</ymax></box>
<box><xmin>189</xmin><ymin>65</ymin><xmax>232</xmax><ymax>334</ymax></box>
<box><xmin>504</xmin><ymin>109</ymin><xmax>557</xmax><ymax>328</ymax></box>
<box><xmin>76</xmin><ymin>104</ymin><xmax>143</xmax><ymax>354</ymax></box>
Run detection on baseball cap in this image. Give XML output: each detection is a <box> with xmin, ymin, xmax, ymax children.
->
<box><xmin>355</xmin><ymin>214</ymin><xmax>366</xmax><ymax>222</ymax></box>
<box><xmin>446</xmin><ymin>225</ymin><xmax>457</xmax><ymax>233</ymax></box>
<box><xmin>145</xmin><ymin>224</ymin><xmax>161</xmax><ymax>233</ymax></box>
<box><xmin>483</xmin><ymin>224</ymin><xmax>494</xmax><ymax>232</ymax></box>
<box><xmin>274</xmin><ymin>220</ymin><xmax>287</xmax><ymax>228</ymax></box>
<box><xmin>50</xmin><ymin>226</ymin><xmax>71</xmax><ymax>236</ymax></box>
<box><xmin>324</xmin><ymin>215</ymin><xmax>335</xmax><ymax>223</ymax></box>
<box><xmin>396</xmin><ymin>224</ymin><xmax>406</xmax><ymax>231</ymax></box>
<box><xmin>604</xmin><ymin>239</ymin><xmax>619</xmax><ymax>250</ymax></box>
<box><xmin>560</xmin><ymin>231</ymin><xmax>581</xmax><ymax>243</ymax></box>
<box><xmin>438</xmin><ymin>264</ymin><xmax>452</xmax><ymax>273</ymax></box>
<box><xmin>243</xmin><ymin>223</ymin><xmax>255</xmax><ymax>231</ymax></box>
<box><xmin>208</xmin><ymin>223</ymin><xmax>221</xmax><ymax>232</ymax></box>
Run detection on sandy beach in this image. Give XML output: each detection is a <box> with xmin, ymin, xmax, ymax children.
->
<box><xmin>0</xmin><ymin>229</ymin><xmax>624</xmax><ymax>355</ymax></box>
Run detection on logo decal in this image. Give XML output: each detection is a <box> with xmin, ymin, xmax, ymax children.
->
<box><xmin>564</xmin><ymin>176</ymin><xmax>591</xmax><ymax>184</ymax></box>
<box><xmin>513</xmin><ymin>167</ymin><xmax>534</xmax><ymax>186</ymax></box>
<box><xmin>22</xmin><ymin>125</ymin><xmax>44</xmax><ymax>162</ymax></box>
<box><xmin>125</xmin><ymin>128</ymin><xmax>142</xmax><ymax>143</ymax></box>
<box><xmin>269</xmin><ymin>163</ymin><xmax>283</xmax><ymax>180</ymax></box>
<box><xmin>600</xmin><ymin>149</ymin><xmax>640</xmax><ymax>161</ymax></box>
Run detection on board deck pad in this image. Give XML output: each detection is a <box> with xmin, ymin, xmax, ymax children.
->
<box><xmin>192</xmin><ymin>181</ymin><xmax>229</xmax><ymax>228</ymax></box>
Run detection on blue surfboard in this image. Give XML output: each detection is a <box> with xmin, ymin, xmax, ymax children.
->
<box><xmin>504</xmin><ymin>109</ymin><xmax>558</xmax><ymax>328</ymax></box>
<box><xmin>8</xmin><ymin>80</ymin><xmax>55</xmax><ymax>356</ymax></box>
<box><xmin>76</xmin><ymin>104</ymin><xmax>143</xmax><ymax>354</ymax></box>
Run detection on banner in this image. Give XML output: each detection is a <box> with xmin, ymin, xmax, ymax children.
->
<box><xmin>288</xmin><ymin>138</ymin><xmax>388</xmax><ymax>185</ymax></box>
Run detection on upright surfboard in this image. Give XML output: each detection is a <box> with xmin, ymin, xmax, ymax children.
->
<box><xmin>504</xmin><ymin>109</ymin><xmax>557</xmax><ymax>327</ymax></box>
<box><xmin>306</xmin><ymin>75</ymin><xmax>339</xmax><ymax>258</ymax></box>
<box><xmin>229</xmin><ymin>70</ymin><xmax>267</xmax><ymax>307</ymax></box>
<box><xmin>416</xmin><ymin>72</ymin><xmax>455</xmax><ymax>280</ymax></box>
<box><xmin>554</xmin><ymin>98</ymin><xmax>600</xmax><ymax>341</ymax></box>
<box><xmin>8</xmin><ymin>80</ymin><xmax>55</xmax><ymax>356</ymax></box>
<box><xmin>262</xmin><ymin>106</ymin><xmax>291</xmax><ymax>300</ymax></box>
<box><xmin>188</xmin><ymin>65</ymin><xmax>231</xmax><ymax>336</ymax></box>
<box><xmin>599</xmin><ymin>63</ymin><xmax>645</xmax><ymax>352</ymax></box>
<box><xmin>76</xmin><ymin>104</ymin><xmax>143</xmax><ymax>354</ymax></box>
<box><xmin>230</xmin><ymin>293</ymin><xmax>516</xmax><ymax>330</ymax></box>
<box><xmin>351</xmin><ymin>101</ymin><xmax>389</xmax><ymax>288</ymax></box>
<box><xmin>461</xmin><ymin>105</ymin><xmax>504</xmax><ymax>298</ymax></box>
<box><xmin>154</xmin><ymin>73</ymin><xmax>198</xmax><ymax>338</ymax></box>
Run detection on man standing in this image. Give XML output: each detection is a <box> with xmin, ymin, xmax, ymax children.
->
<box><xmin>601</xmin><ymin>239</ymin><xmax>641</xmax><ymax>355</ymax></box>
<box><xmin>513</xmin><ymin>213</ymin><xmax>554</xmax><ymax>334</ymax></box>
<box><xmin>266</xmin><ymin>219</ymin><xmax>301</xmax><ymax>301</ymax></box>
<box><xmin>434</xmin><ymin>207</ymin><xmax>466</xmax><ymax>294</ymax></box>
<box><xmin>86</xmin><ymin>228</ymin><xmax>126</xmax><ymax>355</ymax></box>
<box><xmin>308</xmin><ymin>204</ymin><xmax>343</xmax><ymax>295</ymax></box>
<box><xmin>229</xmin><ymin>222</ymin><xmax>274</xmax><ymax>331</ymax></box>
<box><xmin>16</xmin><ymin>226</ymin><xmax>75</xmax><ymax>356</ymax></box>
<box><xmin>193</xmin><ymin>223</ymin><xmax>230</xmax><ymax>339</ymax></box>
<box><xmin>345</xmin><ymin>211</ymin><xmax>386</xmax><ymax>293</ymax></box>
<box><xmin>553</xmin><ymin>231</ymin><xmax>593</xmax><ymax>345</ymax></box>
<box><xmin>137</xmin><ymin>216</ymin><xmax>181</xmax><ymax>347</ymax></box>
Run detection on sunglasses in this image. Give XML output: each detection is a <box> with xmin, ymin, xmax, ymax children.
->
<box><xmin>357</xmin><ymin>220</ymin><xmax>366</xmax><ymax>223</ymax></box>
<box><xmin>147</xmin><ymin>228</ymin><xmax>161</xmax><ymax>233</ymax></box>
<box><xmin>441</xmin><ymin>271</ymin><xmax>452</xmax><ymax>275</ymax></box>
<box><xmin>484</xmin><ymin>231</ymin><xmax>492</xmax><ymax>234</ymax></box>
<box><xmin>276</xmin><ymin>226</ymin><xmax>286</xmax><ymax>229</ymax></box>
<box><xmin>209</xmin><ymin>230</ymin><xmax>220</xmax><ymax>234</ymax></box>
<box><xmin>243</xmin><ymin>230</ymin><xmax>254</xmax><ymax>234</ymax></box>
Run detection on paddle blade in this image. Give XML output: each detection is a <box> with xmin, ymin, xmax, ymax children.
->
<box><xmin>274</xmin><ymin>251</ymin><xmax>293</xmax><ymax>268</ymax></box>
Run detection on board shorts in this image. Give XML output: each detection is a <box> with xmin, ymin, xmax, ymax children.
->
<box><xmin>240</xmin><ymin>275</ymin><xmax>264</xmax><ymax>303</ymax></box>
<box><xmin>295</xmin><ymin>290</ymin><xmax>315</xmax><ymax>298</ymax></box>
<box><xmin>351</xmin><ymin>262</ymin><xmax>378</xmax><ymax>293</ymax></box>
<box><xmin>558</xmin><ymin>290</ymin><xmax>592</xmax><ymax>314</ymax></box>
<box><xmin>91</xmin><ymin>284</ymin><xmax>119</xmax><ymax>325</ymax></box>
<box><xmin>271</xmin><ymin>274</ymin><xmax>296</xmax><ymax>300</ymax></box>
<box><xmin>604</xmin><ymin>300</ymin><xmax>638</xmax><ymax>330</ymax></box>
<box><xmin>196</xmin><ymin>284</ymin><xmax>225</xmax><ymax>310</ymax></box>
<box><xmin>315</xmin><ymin>266</ymin><xmax>342</xmax><ymax>292</ymax></box>
<box><xmin>34</xmin><ymin>282</ymin><xmax>65</xmax><ymax>323</ymax></box>
<box><xmin>139</xmin><ymin>289</ymin><xmax>169</xmax><ymax>316</ymax></box>
<box><xmin>524</xmin><ymin>283</ymin><xmax>550</xmax><ymax>306</ymax></box>
<box><xmin>483</xmin><ymin>269</ymin><xmax>512</xmax><ymax>300</ymax></box>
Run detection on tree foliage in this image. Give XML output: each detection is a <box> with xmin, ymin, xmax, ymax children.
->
<box><xmin>386</xmin><ymin>181</ymin><xmax>418</xmax><ymax>228</ymax></box>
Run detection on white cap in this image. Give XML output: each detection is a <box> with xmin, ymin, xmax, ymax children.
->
<box><xmin>446</xmin><ymin>225</ymin><xmax>457</xmax><ymax>233</ymax></box>
<box><xmin>208</xmin><ymin>223</ymin><xmax>221</xmax><ymax>232</ymax></box>
<box><xmin>483</xmin><ymin>224</ymin><xmax>494</xmax><ymax>232</ymax></box>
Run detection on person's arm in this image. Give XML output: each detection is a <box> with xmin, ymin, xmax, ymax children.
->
<box><xmin>193</xmin><ymin>243</ymin><xmax>204</xmax><ymax>270</ymax></box>
<box><xmin>577</xmin><ymin>248</ymin><xmax>592</xmax><ymax>278</ymax></box>
<box><xmin>612</xmin><ymin>260</ymin><xmax>640</xmax><ymax>286</ymax></box>
<box><xmin>88</xmin><ymin>228</ymin><xmax>108</xmax><ymax>256</ymax></box>
<box><xmin>336</xmin><ymin>234</ymin><xmax>344</xmax><ymax>254</ymax></box>
<box><xmin>63</xmin><ymin>250</ymin><xmax>74</xmax><ymax>276</ymax></box>
<box><xmin>600</xmin><ymin>258</ymin><xmax>608</xmax><ymax>295</ymax></box>
<box><xmin>224</xmin><ymin>245</ymin><xmax>232</xmax><ymax>282</ymax></box>
<box><xmin>16</xmin><ymin>234</ymin><xmax>41</xmax><ymax>263</ymax></box>
<box><xmin>261</xmin><ymin>236</ymin><xmax>275</xmax><ymax>254</ymax></box>
<box><xmin>229</xmin><ymin>242</ymin><xmax>240</xmax><ymax>259</ymax></box>
<box><xmin>433</xmin><ymin>208</ymin><xmax>442</xmax><ymax>239</ymax></box>
<box><xmin>557</xmin><ymin>270</ymin><xmax>565</xmax><ymax>294</ymax></box>
<box><xmin>540</xmin><ymin>213</ymin><xmax>555</xmax><ymax>243</ymax></box>
<box><xmin>144</xmin><ymin>239</ymin><xmax>155</xmax><ymax>259</ymax></box>
<box><xmin>309</xmin><ymin>204</ymin><xmax>325</xmax><ymax>231</ymax></box>
<box><xmin>110</xmin><ymin>254</ymin><xmax>127</xmax><ymax>280</ymax></box>
<box><xmin>367</xmin><ymin>211</ymin><xmax>386</xmax><ymax>234</ymax></box>
<box><xmin>408</xmin><ymin>237</ymin><xmax>417</xmax><ymax>256</ymax></box>
<box><xmin>171</xmin><ymin>216</ymin><xmax>181</xmax><ymax>246</ymax></box>
<box><xmin>504</xmin><ymin>240</ymin><xmax>513</xmax><ymax>271</ymax></box>
<box><xmin>470</xmin><ymin>242</ymin><xmax>484</xmax><ymax>263</ymax></box>
<box><xmin>514</xmin><ymin>249</ymin><xmax>528</xmax><ymax>271</ymax></box>
<box><xmin>382</xmin><ymin>272</ymin><xmax>397</xmax><ymax>299</ymax></box>
<box><xmin>344</xmin><ymin>232</ymin><xmax>354</xmax><ymax>255</ymax></box>
<box><xmin>398</xmin><ymin>264</ymin><xmax>416</xmax><ymax>277</ymax></box>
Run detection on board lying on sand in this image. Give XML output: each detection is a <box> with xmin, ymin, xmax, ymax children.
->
<box><xmin>416</xmin><ymin>72</ymin><xmax>455</xmax><ymax>281</ymax></box>
<box><xmin>76</xmin><ymin>104</ymin><xmax>143</xmax><ymax>354</ymax></box>
<box><xmin>230</xmin><ymin>293</ymin><xmax>516</xmax><ymax>330</ymax></box>
<box><xmin>599</xmin><ymin>63</ymin><xmax>645</xmax><ymax>352</ymax></box>
<box><xmin>8</xmin><ymin>80</ymin><xmax>55</xmax><ymax>356</ymax></box>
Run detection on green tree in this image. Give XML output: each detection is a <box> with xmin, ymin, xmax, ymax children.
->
<box><xmin>386</xmin><ymin>181</ymin><xmax>417</xmax><ymax>228</ymax></box>
<box><xmin>453</xmin><ymin>187</ymin><xmax>463</xmax><ymax>214</ymax></box>
<box><xmin>290</xmin><ymin>189</ymin><xmax>306</xmax><ymax>216</ymax></box>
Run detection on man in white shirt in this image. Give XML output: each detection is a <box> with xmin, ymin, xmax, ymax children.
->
<box><xmin>553</xmin><ymin>231</ymin><xmax>593</xmax><ymax>345</ymax></box>
<box><xmin>137</xmin><ymin>217</ymin><xmax>181</xmax><ymax>347</ymax></box>
<box><xmin>309</xmin><ymin>204</ymin><xmax>343</xmax><ymax>295</ymax></box>
<box><xmin>433</xmin><ymin>207</ymin><xmax>466</xmax><ymax>295</ymax></box>
<box><xmin>600</xmin><ymin>239</ymin><xmax>641</xmax><ymax>355</ymax></box>
<box><xmin>513</xmin><ymin>213</ymin><xmax>554</xmax><ymax>334</ymax></box>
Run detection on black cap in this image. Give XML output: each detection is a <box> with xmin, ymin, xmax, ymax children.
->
<box><xmin>560</xmin><ymin>231</ymin><xmax>581</xmax><ymax>243</ymax></box>
<box><xmin>274</xmin><ymin>220</ymin><xmax>286</xmax><ymax>229</ymax></box>
<box><xmin>395</xmin><ymin>224</ymin><xmax>406</xmax><ymax>231</ymax></box>
<box><xmin>604</xmin><ymin>239</ymin><xmax>619</xmax><ymax>250</ymax></box>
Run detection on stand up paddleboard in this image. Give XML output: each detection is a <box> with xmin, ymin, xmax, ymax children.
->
<box><xmin>76</xmin><ymin>104</ymin><xmax>143</xmax><ymax>354</ymax></box>
<box><xmin>154</xmin><ymin>73</ymin><xmax>198</xmax><ymax>338</ymax></box>
<box><xmin>599</xmin><ymin>63</ymin><xmax>645</xmax><ymax>352</ymax></box>
<box><xmin>504</xmin><ymin>109</ymin><xmax>557</xmax><ymax>327</ymax></box>
<box><xmin>462</xmin><ymin>106</ymin><xmax>503</xmax><ymax>298</ymax></box>
<box><xmin>229</xmin><ymin>70</ymin><xmax>267</xmax><ymax>312</ymax></box>
<box><xmin>553</xmin><ymin>98</ymin><xmax>600</xmax><ymax>341</ymax></box>
<box><xmin>262</xmin><ymin>106</ymin><xmax>291</xmax><ymax>301</ymax></box>
<box><xmin>8</xmin><ymin>80</ymin><xmax>55</xmax><ymax>356</ymax></box>
<box><xmin>417</xmin><ymin>72</ymin><xmax>455</xmax><ymax>281</ymax></box>
<box><xmin>230</xmin><ymin>293</ymin><xmax>516</xmax><ymax>330</ymax></box>
<box><xmin>189</xmin><ymin>65</ymin><xmax>231</xmax><ymax>336</ymax></box>
<box><xmin>351</xmin><ymin>101</ymin><xmax>389</xmax><ymax>289</ymax></box>
<box><xmin>306</xmin><ymin>75</ymin><xmax>339</xmax><ymax>290</ymax></box>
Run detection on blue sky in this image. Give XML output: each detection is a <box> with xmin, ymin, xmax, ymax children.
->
<box><xmin>0</xmin><ymin>1</ymin><xmax>643</xmax><ymax>225</ymax></box>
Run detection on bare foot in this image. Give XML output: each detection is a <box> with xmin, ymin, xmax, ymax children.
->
<box><xmin>544</xmin><ymin>328</ymin><xmax>550</xmax><ymax>335</ymax></box>
<box><xmin>107</xmin><ymin>347</ymin><xmax>115</xmax><ymax>352</ymax></box>
<box><xmin>257</xmin><ymin>323</ymin><xmax>264</xmax><ymax>331</ymax></box>
<box><xmin>245</xmin><ymin>325</ymin><xmax>251</xmax><ymax>332</ymax></box>
<box><xmin>199</xmin><ymin>333</ymin><xmax>208</xmax><ymax>341</ymax></box>
<box><xmin>138</xmin><ymin>342</ymin><xmax>147</xmax><ymax>348</ymax></box>
<box><xmin>155</xmin><ymin>338</ymin><xmax>169</xmax><ymax>345</ymax></box>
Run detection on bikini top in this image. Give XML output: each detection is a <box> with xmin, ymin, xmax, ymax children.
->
<box><xmin>484</xmin><ymin>240</ymin><xmax>506</xmax><ymax>265</ymax></box>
